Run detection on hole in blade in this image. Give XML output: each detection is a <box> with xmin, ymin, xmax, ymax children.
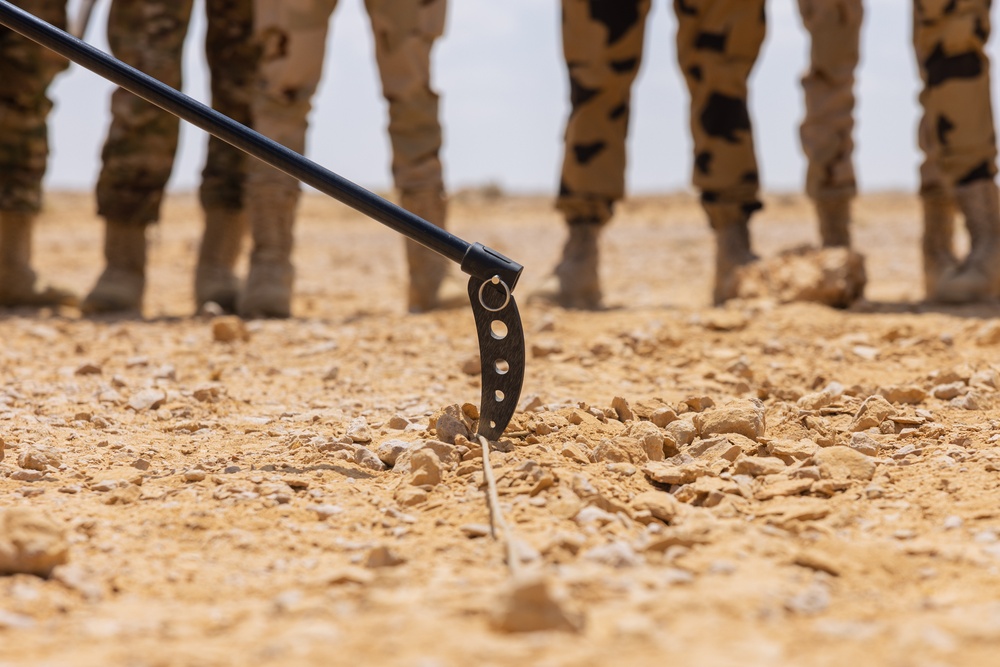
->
<box><xmin>495</xmin><ymin>390</ymin><xmax>505</xmax><ymax>402</ymax></box>
<box><xmin>494</xmin><ymin>359</ymin><xmax>509</xmax><ymax>375</ymax></box>
<box><xmin>490</xmin><ymin>320</ymin><xmax>508</xmax><ymax>340</ymax></box>
<box><xmin>490</xmin><ymin>420</ymin><xmax>497</xmax><ymax>429</ymax></box>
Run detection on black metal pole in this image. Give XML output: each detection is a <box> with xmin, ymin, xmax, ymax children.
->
<box><xmin>0</xmin><ymin>0</ymin><xmax>495</xmax><ymax>272</ymax></box>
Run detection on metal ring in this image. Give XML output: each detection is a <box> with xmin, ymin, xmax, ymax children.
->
<box><xmin>478</xmin><ymin>275</ymin><xmax>511</xmax><ymax>312</ymax></box>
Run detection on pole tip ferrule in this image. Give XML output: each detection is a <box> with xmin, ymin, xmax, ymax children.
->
<box><xmin>460</xmin><ymin>243</ymin><xmax>523</xmax><ymax>292</ymax></box>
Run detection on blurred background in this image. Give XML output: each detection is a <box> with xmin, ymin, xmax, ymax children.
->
<box><xmin>46</xmin><ymin>0</ymin><xmax>1000</xmax><ymax>197</ymax></box>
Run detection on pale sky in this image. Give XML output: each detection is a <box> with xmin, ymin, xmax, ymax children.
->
<box><xmin>43</xmin><ymin>0</ymin><xmax>1000</xmax><ymax>196</ymax></box>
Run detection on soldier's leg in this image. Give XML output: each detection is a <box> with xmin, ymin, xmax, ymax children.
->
<box><xmin>797</xmin><ymin>0</ymin><xmax>862</xmax><ymax>247</ymax></box>
<box><xmin>914</xmin><ymin>0</ymin><xmax>1000</xmax><ymax>302</ymax></box>
<box><xmin>240</xmin><ymin>0</ymin><xmax>337</xmax><ymax>318</ymax></box>
<box><xmin>196</xmin><ymin>0</ymin><xmax>255</xmax><ymax>313</ymax></box>
<box><xmin>0</xmin><ymin>0</ymin><xmax>73</xmax><ymax>307</ymax></box>
<box><xmin>552</xmin><ymin>0</ymin><xmax>650</xmax><ymax>309</ymax></box>
<box><xmin>364</xmin><ymin>0</ymin><xmax>450</xmax><ymax>312</ymax></box>
<box><xmin>675</xmin><ymin>0</ymin><xmax>766</xmax><ymax>305</ymax></box>
<box><xmin>84</xmin><ymin>0</ymin><xmax>195</xmax><ymax>314</ymax></box>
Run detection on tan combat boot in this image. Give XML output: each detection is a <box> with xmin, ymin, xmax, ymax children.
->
<box><xmin>816</xmin><ymin>195</ymin><xmax>851</xmax><ymax>248</ymax></box>
<box><xmin>706</xmin><ymin>203</ymin><xmax>757</xmax><ymax>305</ymax></box>
<box><xmin>239</xmin><ymin>188</ymin><xmax>295</xmax><ymax>319</ymax></box>
<box><xmin>931</xmin><ymin>179</ymin><xmax>1000</xmax><ymax>303</ymax></box>
<box><xmin>81</xmin><ymin>221</ymin><xmax>147</xmax><ymax>314</ymax></box>
<box><xmin>553</xmin><ymin>220</ymin><xmax>603</xmax><ymax>309</ymax></box>
<box><xmin>921</xmin><ymin>191</ymin><xmax>958</xmax><ymax>301</ymax></box>
<box><xmin>195</xmin><ymin>207</ymin><xmax>247</xmax><ymax>313</ymax></box>
<box><xmin>0</xmin><ymin>211</ymin><xmax>76</xmax><ymax>307</ymax></box>
<box><xmin>401</xmin><ymin>189</ymin><xmax>450</xmax><ymax>313</ymax></box>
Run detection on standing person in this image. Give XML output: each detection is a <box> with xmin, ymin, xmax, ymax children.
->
<box><xmin>552</xmin><ymin>0</ymin><xmax>867</xmax><ymax>308</ymax></box>
<box><xmin>0</xmin><ymin>0</ymin><xmax>74</xmax><ymax>308</ymax></box>
<box><xmin>913</xmin><ymin>0</ymin><xmax>1000</xmax><ymax>302</ymax></box>
<box><xmin>797</xmin><ymin>0</ymin><xmax>863</xmax><ymax>250</ymax></box>
<box><xmin>239</xmin><ymin>0</ymin><xmax>449</xmax><ymax>318</ymax></box>
<box><xmin>82</xmin><ymin>0</ymin><xmax>256</xmax><ymax>314</ymax></box>
<box><xmin>553</xmin><ymin>0</ymin><xmax>767</xmax><ymax>308</ymax></box>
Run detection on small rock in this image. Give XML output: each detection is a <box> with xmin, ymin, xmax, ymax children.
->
<box><xmin>974</xmin><ymin>320</ymin><xmax>1000</xmax><ymax>346</ymax></box>
<box><xmin>394</xmin><ymin>487</ymin><xmax>428</xmax><ymax>506</ymax></box>
<box><xmin>192</xmin><ymin>386</ymin><xmax>223</xmax><ymax>403</ymax></box>
<box><xmin>848</xmin><ymin>395</ymin><xmax>896</xmax><ymax>432</ymax></box>
<box><xmin>848</xmin><ymin>432</ymin><xmax>879</xmax><ymax>457</ymax></box>
<box><xmin>933</xmin><ymin>382</ymin><xmax>966</xmax><ymax>401</ymax></box>
<box><xmin>128</xmin><ymin>389</ymin><xmax>166</xmax><ymax>412</ymax></box>
<box><xmin>433</xmin><ymin>405</ymin><xmax>471</xmax><ymax>445</ymax></box>
<box><xmin>364</xmin><ymin>545</ymin><xmax>406</xmax><ymax>569</ymax></box>
<box><xmin>952</xmin><ymin>392</ymin><xmax>983</xmax><ymax>411</ymax></box>
<box><xmin>211</xmin><ymin>316</ymin><xmax>249</xmax><ymax>343</ymax></box>
<box><xmin>560</xmin><ymin>444</ymin><xmax>590</xmax><ymax>465</ymax></box>
<box><xmin>460</xmin><ymin>355</ymin><xmax>481</xmax><ymax>376</ymax></box>
<box><xmin>630</xmin><ymin>491</ymin><xmax>682</xmax><ymax>523</ymax></box>
<box><xmin>17</xmin><ymin>448</ymin><xmax>61</xmax><ymax>472</ymax></box>
<box><xmin>460</xmin><ymin>523</ymin><xmax>493</xmax><ymax>538</ymax></box>
<box><xmin>627</xmin><ymin>422</ymin><xmax>666</xmax><ymax>461</ymax></box>
<box><xmin>74</xmin><ymin>362</ymin><xmax>102</xmax><ymax>376</ymax></box>
<box><xmin>376</xmin><ymin>440</ymin><xmax>410</xmax><ymax>467</ymax></box>
<box><xmin>326</xmin><ymin>567</ymin><xmax>375</xmax><ymax>586</ymax></box>
<box><xmin>131</xmin><ymin>459</ymin><xmax>151</xmax><ymax>471</ymax></box>
<box><xmin>693</xmin><ymin>398</ymin><xmax>766</xmax><ymax>441</ymax></box>
<box><xmin>387</xmin><ymin>415</ymin><xmax>410</xmax><ymax>430</ymax></box>
<box><xmin>408</xmin><ymin>449</ymin><xmax>443</xmax><ymax>487</ymax></box>
<box><xmin>307</xmin><ymin>504</ymin><xmax>343</xmax><ymax>521</ymax></box>
<box><xmin>650</xmin><ymin>407</ymin><xmax>679</xmax><ymax>428</ymax></box>
<box><xmin>420</xmin><ymin>440</ymin><xmax>461</xmax><ymax>465</ymax></box>
<box><xmin>793</xmin><ymin>549</ymin><xmax>843</xmax><ymax>577</ymax></box>
<box><xmin>642</xmin><ymin>462</ymin><xmax>701</xmax><ymax>485</ymax></box>
<box><xmin>665</xmin><ymin>420</ymin><xmax>697</xmax><ymax>447</ymax></box>
<box><xmin>611</xmin><ymin>396</ymin><xmax>634</xmax><ymax>421</ymax></box>
<box><xmin>0</xmin><ymin>508</ymin><xmax>69</xmax><ymax>577</ymax></box>
<box><xmin>732</xmin><ymin>455</ymin><xmax>786</xmax><ymax>477</ymax></box>
<box><xmin>878</xmin><ymin>385</ymin><xmax>928</xmax><ymax>405</ymax></box>
<box><xmin>798</xmin><ymin>382</ymin><xmax>844</xmax><ymax>410</ymax></box>
<box><xmin>767</xmin><ymin>439</ymin><xmax>819</xmax><ymax>464</ymax></box>
<box><xmin>90</xmin><ymin>479</ymin><xmax>121</xmax><ymax>492</ymax></box>
<box><xmin>812</xmin><ymin>446</ymin><xmax>876</xmax><ymax>481</ymax></box>
<box><xmin>682</xmin><ymin>396</ymin><xmax>715</xmax><ymax>413</ymax></box>
<box><xmin>736</xmin><ymin>246</ymin><xmax>866</xmax><ymax>308</ymax></box>
<box><xmin>491</xmin><ymin>573</ymin><xmax>583</xmax><ymax>633</ymax></box>
<box><xmin>354</xmin><ymin>447</ymin><xmax>387</xmax><ymax>471</ymax></box>
<box><xmin>346</xmin><ymin>417</ymin><xmax>372</xmax><ymax>444</ymax></box>
<box><xmin>785</xmin><ymin>583</ymin><xmax>832</xmax><ymax>615</ymax></box>
<box><xmin>183</xmin><ymin>469</ymin><xmax>207</xmax><ymax>483</ymax></box>
<box><xmin>582</xmin><ymin>541</ymin><xmax>641</xmax><ymax>568</ymax></box>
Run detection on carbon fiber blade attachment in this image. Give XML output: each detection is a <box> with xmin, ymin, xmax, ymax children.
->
<box><xmin>468</xmin><ymin>276</ymin><xmax>525</xmax><ymax>441</ymax></box>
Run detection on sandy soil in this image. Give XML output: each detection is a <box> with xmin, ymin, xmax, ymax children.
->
<box><xmin>2</xmin><ymin>191</ymin><xmax>1000</xmax><ymax>667</ymax></box>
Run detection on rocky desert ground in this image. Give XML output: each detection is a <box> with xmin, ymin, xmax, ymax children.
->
<box><xmin>2</xmin><ymin>191</ymin><xmax>1000</xmax><ymax>667</ymax></box>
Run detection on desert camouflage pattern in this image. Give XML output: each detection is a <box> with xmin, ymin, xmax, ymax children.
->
<box><xmin>557</xmin><ymin>0</ymin><xmax>766</xmax><ymax>224</ymax></box>
<box><xmin>248</xmin><ymin>0</ymin><xmax>447</xmax><ymax>217</ymax></box>
<box><xmin>97</xmin><ymin>0</ymin><xmax>255</xmax><ymax>225</ymax></box>
<box><xmin>913</xmin><ymin>0</ymin><xmax>998</xmax><ymax>195</ymax></box>
<box><xmin>798</xmin><ymin>0</ymin><xmax>862</xmax><ymax>201</ymax></box>
<box><xmin>0</xmin><ymin>0</ymin><xmax>67</xmax><ymax>214</ymax></box>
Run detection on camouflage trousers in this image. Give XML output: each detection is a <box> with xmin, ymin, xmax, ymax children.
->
<box><xmin>97</xmin><ymin>0</ymin><xmax>255</xmax><ymax>225</ymax></box>
<box><xmin>558</xmin><ymin>0</ymin><xmax>864</xmax><ymax>222</ymax></box>
<box><xmin>798</xmin><ymin>0</ymin><xmax>862</xmax><ymax>201</ymax></box>
<box><xmin>248</xmin><ymin>0</ymin><xmax>446</xmax><ymax>208</ymax></box>
<box><xmin>558</xmin><ymin>0</ymin><xmax>766</xmax><ymax>223</ymax></box>
<box><xmin>913</xmin><ymin>0</ymin><xmax>998</xmax><ymax>195</ymax></box>
<box><xmin>0</xmin><ymin>0</ymin><xmax>67</xmax><ymax>214</ymax></box>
